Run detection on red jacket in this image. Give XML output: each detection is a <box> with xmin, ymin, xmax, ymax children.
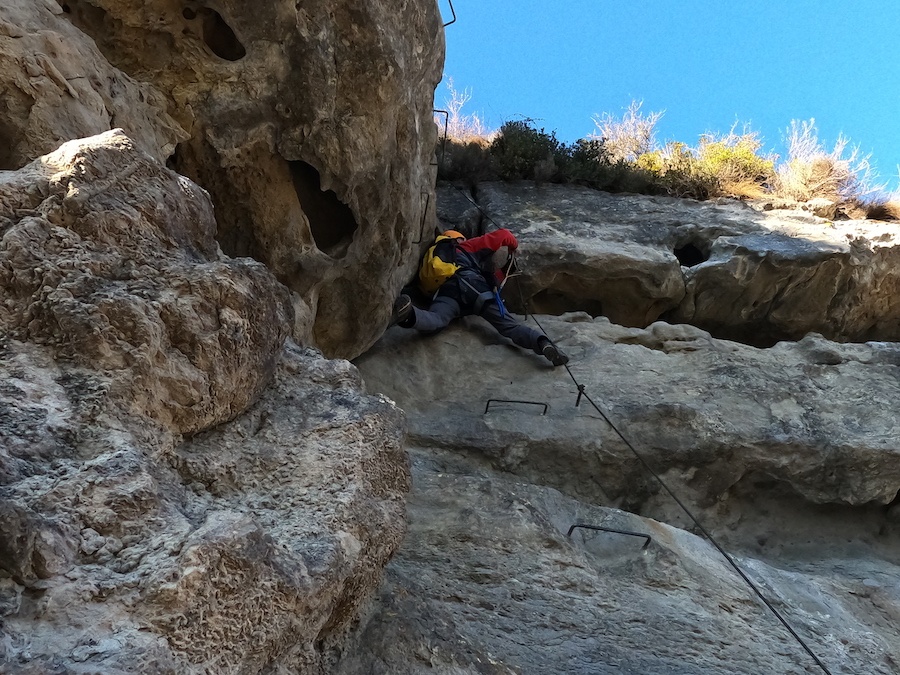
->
<box><xmin>457</xmin><ymin>229</ymin><xmax>518</xmax><ymax>284</ymax></box>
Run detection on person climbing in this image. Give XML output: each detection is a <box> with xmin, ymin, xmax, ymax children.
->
<box><xmin>391</xmin><ymin>228</ymin><xmax>569</xmax><ymax>367</ymax></box>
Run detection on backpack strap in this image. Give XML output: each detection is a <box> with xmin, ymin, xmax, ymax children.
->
<box><xmin>457</xmin><ymin>275</ymin><xmax>496</xmax><ymax>315</ymax></box>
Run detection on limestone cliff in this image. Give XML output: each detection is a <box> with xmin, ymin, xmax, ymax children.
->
<box><xmin>2</xmin><ymin>2</ymin><xmax>899</xmax><ymax>673</ymax></box>
<box><xmin>352</xmin><ymin>318</ymin><xmax>900</xmax><ymax>674</ymax></box>
<box><xmin>443</xmin><ymin>182</ymin><xmax>900</xmax><ymax>346</ymax></box>
<box><xmin>2</xmin><ymin>0</ymin><xmax>444</xmax><ymax>359</ymax></box>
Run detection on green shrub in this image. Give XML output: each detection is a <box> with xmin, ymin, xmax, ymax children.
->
<box><xmin>655</xmin><ymin>143</ymin><xmax>719</xmax><ymax>200</ymax></box>
<box><xmin>565</xmin><ymin>138</ymin><xmax>611</xmax><ymax>185</ymax></box>
<box><xmin>697</xmin><ymin>132</ymin><xmax>775</xmax><ymax>192</ymax></box>
<box><xmin>489</xmin><ymin>120</ymin><xmax>568</xmax><ymax>182</ymax></box>
<box><xmin>436</xmin><ymin>138</ymin><xmax>495</xmax><ymax>184</ymax></box>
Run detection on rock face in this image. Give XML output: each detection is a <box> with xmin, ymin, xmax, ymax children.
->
<box><xmin>359</xmin><ymin>317</ymin><xmax>900</xmax><ymax>510</ymax></box>
<box><xmin>459</xmin><ymin>182</ymin><xmax>900</xmax><ymax>346</ymax></box>
<box><xmin>0</xmin><ymin>0</ymin><xmax>185</xmax><ymax>169</ymax></box>
<box><xmin>55</xmin><ymin>0</ymin><xmax>446</xmax><ymax>358</ymax></box>
<box><xmin>352</xmin><ymin>319</ymin><xmax>900</xmax><ymax>674</ymax></box>
<box><xmin>0</xmin><ymin>132</ymin><xmax>410</xmax><ymax>673</ymax></box>
<box><xmin>340</xmin><ymin>454</ymin><xmax>900</xmax><ymax>675</ymax></box>
<box><xmin>1</xmin><ymin>130</ymin><xmax>291</xmax><ymax>434</ymax></box>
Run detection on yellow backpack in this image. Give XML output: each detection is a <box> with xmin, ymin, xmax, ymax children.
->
<box><xmin>418</xmin><ymin>235</ymin><xmax>462</xmax><ymax>294</ymax></box>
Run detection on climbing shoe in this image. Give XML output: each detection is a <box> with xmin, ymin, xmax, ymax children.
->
<box><xmin>541</xmin><ymin>341</ymin><xmax>569</xmax><ymax>367</ymax></box>
<box><xmin>390</xmin><ymin>294</ymin><xmax>414</xmax><ymax>327</ymax></box>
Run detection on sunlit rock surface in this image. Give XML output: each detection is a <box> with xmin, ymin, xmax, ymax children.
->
<box><xmin>450</xmin><ymin>182</ymin><xmax>900</xmax><ymax>346</ymax></box>
<box><xmin>0</xmin><ymin>133</ymin><xmax>410</xmax><ymax>673</ymax></box>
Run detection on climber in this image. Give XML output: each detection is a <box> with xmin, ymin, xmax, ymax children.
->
<box><xmin>391</xmin><ymin>228</ymin><xmax>569</xmax><ymax>367</ymax></box>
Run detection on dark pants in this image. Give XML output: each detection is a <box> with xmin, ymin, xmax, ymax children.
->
<box><xmin>411</xmin><ymin>290</ymin><xmax>545</xmax><ymax>353</ymax></box>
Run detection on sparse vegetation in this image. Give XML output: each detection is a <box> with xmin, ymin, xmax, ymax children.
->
<box><xmin>775</xmin><ymin>118</ymin><xmax>883</xmax><ymax>202</ymax></box>
<box><xmin>434</xmin><ymin>85</ymin><xmax>897</xmax><ymax>219</ymax></box>
<box><xmin>440</xmin><ymin>78</ymin><xmax>494</xmax><ymax>142</ymax></box>
<box><xmin>590</xmin><ymin>100</ymin><xmax>663</xmax><ymax>163</ymax></box>
<box><xmin>696</xmin><ymin>128</ymin><xmax>776</xmax><ymax>198</ymax></box>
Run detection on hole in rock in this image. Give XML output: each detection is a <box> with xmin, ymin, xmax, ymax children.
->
<box><xmin>289</xmin><ymin>160</ymin><xmax>358</xmax><ymax>257</ymax></box>
<box><xmin>182</xmin><ymin>7</ymin><xmax>196</xmax><ymax>20</ymax></box>
<box><xmin>0</xmin><ymin>124</ymin><xmax>18</xmax><ymax>170</ymax></box>
<box><xmin>674</xmin><ymin>241</ymin><xmax>709</xmax><ymax>267</ymax></box>
<box><xmin>525</xmin><ymin>287</ymin><xmax>605</xmax><ymax>319</ymax></box>
<box><xmin>165</xmin><ymin>143</ymin><xmax>182</xmax><ymax>172</ymax></box>
<box><xmin>61</xmin><ymin>3</ymin><xmax>71</xmax><ymax>12</ymax></box>
<box><xmin>198</xmin><ymin>8</ymin><xmax>246</xmax><ymax>61</ymax></box>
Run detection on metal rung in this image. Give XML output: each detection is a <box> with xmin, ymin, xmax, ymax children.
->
<box><xmin>442</xmin><ymin>0</ymin><xmax>457</xmax><ymax>27</ymax></box>
<box><xmin>567</xmin><ymin>523</ymin><xmax>652</xmax><ymax>550</ymax></box>
<box><xmin>484</xmin><ymin>399</ymin><xmax>548</xmax><ymax>416</ymax></box>
<box><xmin>413</xmin><ymin>191</ymin><xmax>431</xmax><ymax>244</ymax></box>
<box><xmin>432</xmin><ymin>109</ymin><xmax>449</xmax><ymax>170</ymax></box>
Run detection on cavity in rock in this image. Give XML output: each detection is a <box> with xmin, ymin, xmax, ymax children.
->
<box><xmin>183</xmin><ymin>6</ymin><xmax>246</xmax><ymax>61</ymax></box>
<box><xmin>289</xmin><ymin>160</ymin><xmax>358</xmax><ymax>257</ymax></box>
<box><xmin>674</xmin><ymin>241</ymin><xmax>710</xmax><ymax>267</ymax></box>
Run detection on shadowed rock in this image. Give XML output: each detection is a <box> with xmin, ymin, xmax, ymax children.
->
<box><xmin>0</xmin><ymin>0</ymin><xmax>186</xmax><ymax>168</ymax></box>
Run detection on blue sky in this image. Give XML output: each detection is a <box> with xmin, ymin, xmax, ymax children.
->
<box><xmin>437</xmin><ymin>1</ymin><xmax>900</xmax><ymax>191</ymax></box>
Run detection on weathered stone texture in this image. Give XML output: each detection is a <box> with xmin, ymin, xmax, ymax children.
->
<box><xmin>0</xmin><ymin>0</ymin><xmax>186</xmax><ymax>170</ymax></box>
<box><xmin>0</xmin><ymin>133</ymin><xmax>410</xmax><ymax>674</ymax></box>
<box><xmin>55</xmin><ymin>0</ymin><xmax>446</xmax><ymax>358</ymax></box>
<box><xmin>339</xmin><ymin>455</ymin><xmax>899</xmax><ymax>674</ymax></box>
<box><xmin>358</xmin><ymin>317</ymin><xmax>900</xmax><ymax>510</ymax></box>
<box><xmin>353</xmin><ymin>320</ymin><xmax>900</xmax><ymax>674</ymax></box>
<box><xmin>0</xmin><ymin>130</ymin><xmax>292</xmax><ymax>434</ymax></box>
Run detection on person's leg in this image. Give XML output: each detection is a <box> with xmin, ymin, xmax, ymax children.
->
<box><xmin>478</xmin><ymin>301</ymin><xmax>545</xmax><ymax>352</ymax></box>
<box><xmin>410</xmin><ymin>295</ymin><xmax>461</xmax><ymax>333</ymax></box>
<box><xmin>479</xmin><ymin>301</ymin><xmax>569</xmax><ymax>365</ymax></box>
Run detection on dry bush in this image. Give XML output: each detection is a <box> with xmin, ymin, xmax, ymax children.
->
<box><xmin>590</xmin><ymin>100</ymin><xmax>664</xmax><ymax>162</ymax></box>
<box><xmin>775</xmin><ymin>119</ymin><xmax>884</xmax><ymax>202</ymax></box>
<box><xmin>437</xmin><ymin>78</ymin><xmax>496</xmax><ymax>143</ymax></box>
<box><xmin>854</xmin><ymin>198</ymin><xmax>900</xmax><ymax>221</ymax></box>
<box><xmin>434</xmin><ymin>79</ymin><xmax>498</xmax><ymax>183</ymax></box>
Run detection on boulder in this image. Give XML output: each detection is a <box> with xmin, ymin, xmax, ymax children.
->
<box><xmin>458</xmin><ymin>182</ymin><xmax>900</xmax><ymax>345</ymax></box>
<box><xmin>0</xmin><ymin>340</ymin><xmax>409</xmax><ymax>674</ymax></box>
<box><xmin>0</xmin><ymin>0</ymin><xmax>185</xmax><ymax>169</ymax></box>
<box><xmin>56</xmin><ymin>0</ymin><xmax>446</xmax><ymax>358</ymax></box>
<box><xmin>803</xmin><ymin>197</ymin><xmax>838</xmax><ymax>219</ymax></box>
<box><xmin>0</xmin><ymin>133</ymin><xmax>410</xmax><ymax>673</ymax></box>
<box><xmin>0</xmin><ymin>129</ymin><xmax>292</xmax><ymax>434</ymax></box>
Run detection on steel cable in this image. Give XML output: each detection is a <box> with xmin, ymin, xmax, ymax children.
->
<box><xmin>525</xmin><ymin>288</ymin><xmax>835</xmax><ymax>675</ymax></box>
<box><xmin>436</xmin><ymin>180</ymin><xmax>835</xmax><ymax>674</ymax></box>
